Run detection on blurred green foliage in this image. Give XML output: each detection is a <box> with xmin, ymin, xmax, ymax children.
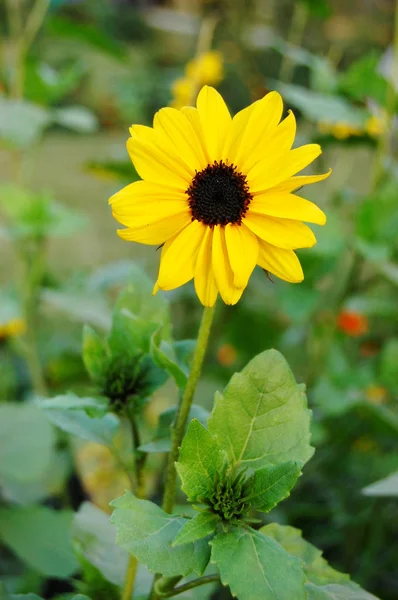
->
<box><xmin>0</xmin><ymin>0</ymin><xmax>397</xmax><ymax>599</ymax></box>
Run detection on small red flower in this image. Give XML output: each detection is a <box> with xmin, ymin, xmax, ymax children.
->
<box><xmin>337</xmin><ymin>311</ymin><xmax>368</xmax><ymax>337</ymax></box>
<box><xmin>217</xmin><ymin>343</ymin><xmax>237</xmax><ymax>366</ymax></box>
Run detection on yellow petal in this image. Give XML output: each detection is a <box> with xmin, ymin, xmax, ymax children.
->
<box><xmin>212</xmin><ymin>225</ymin><xmax>245</xmax><ymax>305</ymax></box>
<box><xmin>156</xmin><ymin>220</ymin><xmax>205</xmax><ymax>290</ymax></box>
<box><xmin>249</xmin><ymin>192</ymin><xmax>326</xmax><ymax>225</ymax></box>
<box><xmin>117</xmin><ymin>211</ymin><xmax>190</xmax><ymax>245</ymax></box>
<box><xmin>266</xmin><ymin>169</ymin><xmax>332</xmax><ymax>194</ymax></box>
<box><xmin>110</xmin><ymin>180</ymin><xmax>187</xmax><ymax>206</ymax></box>
<box><xmin>180</xmin><ymin>106</ymin><xmax>210</xmax><ymax>163</ymax></box>
<box><xmin>127</xmin><ymin>125</ymin><xmax>191</xmax><ymax>189</ymax></box>
<box><xmin>196</xmin><ymin>86</ymin><xmax>232</xmax><ymax>162</ymax></box>
<box><xmin>153</xmin><ymin>107</ymin><xmax>207</xmax><ymax>172</ymax></box>
<box><xmin>232</xmin><ymin>91</ymin><xmax>284</xmax><ymax>173</ymax></box>
<box><xmin>240</xmin><ymin>110</ymin><xmax>297</xmax><ymax>181</ymax></box>
<box><xmin>257</xmin><ymin>241</ymin><xmax>304</xmax><ymax>283</ymax></box>
<box><xmin>248</xmin><ymin>144</ymin><xmax>322</xmax><ymax>193</ymax></box>
<box><xmin>224</xmin><ymin>224</ymin><xmax>259</xmax><ymax>288</ymax></box>
<box><xmin>243</xmin><ymin>214</ymin><xmax>316</xmax><ymax>249</ymax></box>
<box><xmin>194</xmin><ymin>228</ymin><xmax>218</xmax><ymax>307</ymax></box>
<box><xmin>222</xmin><ymin>101</ymin><xmax>254</xmax><ymax>163</ymax></box>
<box><xmin>110</xmin><ymin>180</ymin><xmax>189</xmax><ymax>227</ymax></box>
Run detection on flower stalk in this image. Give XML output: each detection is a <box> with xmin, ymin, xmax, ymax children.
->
<box><xmin>156</xmin><ymin>575</ymin><xmax>220</xmax><ymax>598</ymax></box>
<box><xmin>162</xmin><ymin>304</ymin><xmax>216</xmax><ymax>514</ymax></box>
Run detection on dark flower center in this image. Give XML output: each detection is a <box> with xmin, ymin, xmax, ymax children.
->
<box><xmin>187</xmin><ymin>160</ymin><xmax>252</xmax><ymax>227</ymax></box>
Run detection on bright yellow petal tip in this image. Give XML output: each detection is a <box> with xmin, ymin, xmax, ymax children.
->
<box><xmin>109</xmin><ymin>85</ymin><xmax>331</xmax><ymax>306</ymax></box>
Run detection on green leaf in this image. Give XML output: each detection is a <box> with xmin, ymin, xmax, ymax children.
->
<box><xmin>53</xmin><ymin>106</ymin><xmax>98</xmax><ymax>133</ymax></box>
<box><xmin>305</xmin><ymin>582</ymin><xmax>379</xmax><ymax>600</ymax></box>
<box><xmin>363</xmin><ymin>472</ymin><xmax>398</xmax><ymax>497</ymax></box>
<box><xmin>42</xmin><ymin>288</ymin><xmax>111</xmax><ymax>330</ymax></box>
<box><xmin>45</xmin><ymin>16</ymin><xmax>126</xmax><ymax>59</ymax></box>
<box><xmin>110</xmin><ymin>492</ymin><xmax>210</xmax><ymax>577</ymax></box>
<box><xmin>275</xmin><ymin>83</ymin><xmax>368</xmax><ymax>126</ymax></box>
<box><xmin>0</xmin><ymin>506</ymin><xmax>78</xmax><ymax>578</ymax></box>
<box><xmin>150</xmin><ymin>328</ymin><xmax>189</xmax><ymax>389</ymax></box>
<box><xmin>260</xmin><ymin>524</ymin><xmax>349</xmax><ymax>586</ymax></box>
<box><xmin>73</xmin><ymin>501</ymin><xmax>152</xmax><ymax>596</ymax></box>
<box><xmin>24</xmin><ymin>58</ymin><xmax>85</xmax><ymax>105</ymax></box>
<box><xmin>207</xmin><ymin>349</ymin><xmax>313</xmax><ymax>472</ymax></box>
<box><xmin>339</xmin><ymin>51</ymin><xmax>388</xmax><ymax>105</ymax></box>
<box><xmin>82</xmin><ymin>325</ymin><xmax>108</xmax><ymax>384</ymax></box>
<box><xmin>85</xmin><ymin>159</ymin><xmax>139</xmax><ymax>183</ymax></box>
<box><xmin>38</xmin><ymin>393</ymin><xmax>119</xmax><ymax>446</ymax></box>
<box><xmin>114</xmin><ymin>275</ymin><xmax>170</xmax><ymax>339</ymax></box>
<box><xmin>73</xmin><ymin>501</ymin><xmax>128</xmax><ymax>585</ymax></box>
<box><xmin>380</xmin><ymin>338</ymin><xmax>398</xmax><ymax>393</ymax></box>
<box><xmin>246</xmin><ymin>461</ymin><xmax>303</xmax><ymax>513</ymax></box>
<box><xmin>0</xmin><ymin>582</ymin><xmax>45</xmax><ymax>600</ymax></box>
<box><xmin>0</xmin><ymin>98</ymin><xmax>51</xmax><ymax>147</ymax></box>
<box><xmin>109</xmin><ymin>308</ymin><xmax>156</xmax><ymax>358</ymax></box>
<box><xmin>211</xmin><ymin>527</ymin><xmax>306</xmax><ymax>600</ymax></box>
<box><xmin>301</xmin><ymin>0</ymin><xmax>331</xmax><ymax>19</ymax></box>
<box><xmin>0</xmin><ymin>403</ymin><xmax>55</xmax><ymax>485</ymax></box>
<box><xmin>139</xmin><ymin>404</ymin><xmax>209</xmax><ymax>453</ymax></box>
<box><xmin>260</xmin><ymin>524</ymin><xmax>378</xmax><ymax>598</ymax></box>
<box><xmin>172</xmin><ymin>512</ymin><xmax>220</xmax><ymax>546</ymax></box>
<box><xmin>176</xmin><ymin>419</ymin><xmax>226</xmax><ymax>502</ymax></box>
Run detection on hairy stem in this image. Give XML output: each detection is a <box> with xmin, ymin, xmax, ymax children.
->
<box><xmin>162</xmin><ymin>304</ymin><xmax>215</xmax><ymax>514</ymax></box>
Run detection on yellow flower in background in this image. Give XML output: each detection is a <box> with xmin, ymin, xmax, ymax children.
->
<box><xmin>170</xmin><ymin>77</ymin><xmax>196</xmax><ymax>109</ymax></box>
<box><xmin>110</xmin><ymin>86</ymin><xmax>330</xmax><ymax>306</ymax></box>
<box><xmin>186</xmin><ymin>50</ymin><xmax>224</xmax><ymax>86</ymax></box>
<box><xmin>365</xmin><ymin>385</ymin><xmax>388</xmax><ymax>405</ymax></box>
<box><xmin>317</xmin><ymin>120</ymin><xmax>362</xmax><ymax>140</ymax></box>
<box><xmin>170</xmin><ymin>51</ymin><xmax>224</xmax><ymax>108</ymax></box>
<box><xmin>75</xmin><ymin>442</ymin><xmax>131</xmax><ymax>513</ymax></box>
<box><xmin>365</xmin><ymin>115</ymin><xmax>386</xmax><ymax>138</ymax></box>
<box><xmin>0</xmin><ymin>317</ymin><xmax>26</xmax><ymax>340</ymax></box>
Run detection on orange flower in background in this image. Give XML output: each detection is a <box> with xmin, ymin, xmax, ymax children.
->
<box><xmin>337</xmin><ymin>310</ymin><xmax>368</xmax><ymax>336</ymax></box>
<box><xmin>217</xmin><ymin>343</ymin><xmax>237</xmax><ymax>366</ymax></box>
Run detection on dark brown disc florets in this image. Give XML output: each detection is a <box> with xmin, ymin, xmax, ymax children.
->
<box><xmin>187</xmin><ymin>160</ymin><xmax>252</xmax><ymax>227</ymax></box>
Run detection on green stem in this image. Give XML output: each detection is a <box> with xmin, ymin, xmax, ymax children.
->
<box><xmin>162</xmin><ymin>304</ymin><xmax>215</xmax><ymax>514</ymax></box>
<box><xmin>20</xmin><ymin>239</ymin><xmax>47</xmax><ymax>397</ymax></box>
<box><xmin>158</xmin><ymin>575</ymin><xmax>219</xmax><ymax>598</ymax></box>
<box><xmin>121</xmin><ymin>555</ymin><xmax>138</xmax><ymax>600</ymax></box>
<box><xmin>371</xmin><ymin>0</ymin><xmax>398</xmax><ymax>189</ymax></box>
<box><xmin>23</xmin><ymin>0</ymin><xmax>50</xmax><ymax>51</ymax></box>
<box><xmin>120</xmin><ymin>409</ymin><xmax>147</xmax><ymax>599</ymax></box>
<box><xmin>279</xmin><ymin>1</ymin><xmax>309</xmax><ymax>83</ymax></box>
<box><xmin>188</xmin><ymin>14</ymin><xmax>218</xmax><ymax>105</ymax></box>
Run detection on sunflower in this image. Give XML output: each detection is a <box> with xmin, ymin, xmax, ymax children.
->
<box><xmin>110</xmin><ymin>86</ymin><xmax>330</xmax><ymax>306</ymax></box>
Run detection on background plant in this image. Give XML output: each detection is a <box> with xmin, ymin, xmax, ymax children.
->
<box><xmin>0</xmin><ymin>0</ymin><xmax>397</xmax><ymax>599</ymax></box>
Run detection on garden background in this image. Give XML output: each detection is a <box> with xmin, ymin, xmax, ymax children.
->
<box><xmin>0</xmin><ymin>0</ymin><xmax>397</xmax><ymax>599</ymax></box>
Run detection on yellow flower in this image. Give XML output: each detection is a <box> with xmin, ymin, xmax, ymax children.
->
<box><xmin>317</xmin><ymin>120</ymin><xmax>362</xmax><ymax>139</ymax></box>
<box><xmin>170</xmin><ymin>77</ymin><xmax>196</xmax><ymax>109</ymax></box>
<box><xmin>110</xmin><ymin>86</ymin><xmax>330</xmax><ymax>306</ymax></box>
<box><xmin>365</xmin><ymin>384</ymin><xmax>388</xmax><ymax>404</ymax></box>
<box><xmin>365</xmin><ymin>115</ymin><xmax>385</xmax><ymax>138</ymax></box>
<box><xmin>170</xmin><ymin>51</ymin><xmax>224</xmax><ymax>109</ymax></box>
<box><xmin>0</xmin><ymin>317</ymin><xmax>26</xmax><ymax>340</ymax></box>
<box><xmin>186</xmin><ymin>51</ymin><xmax>224</xmax><ymax>86</ymax></box>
